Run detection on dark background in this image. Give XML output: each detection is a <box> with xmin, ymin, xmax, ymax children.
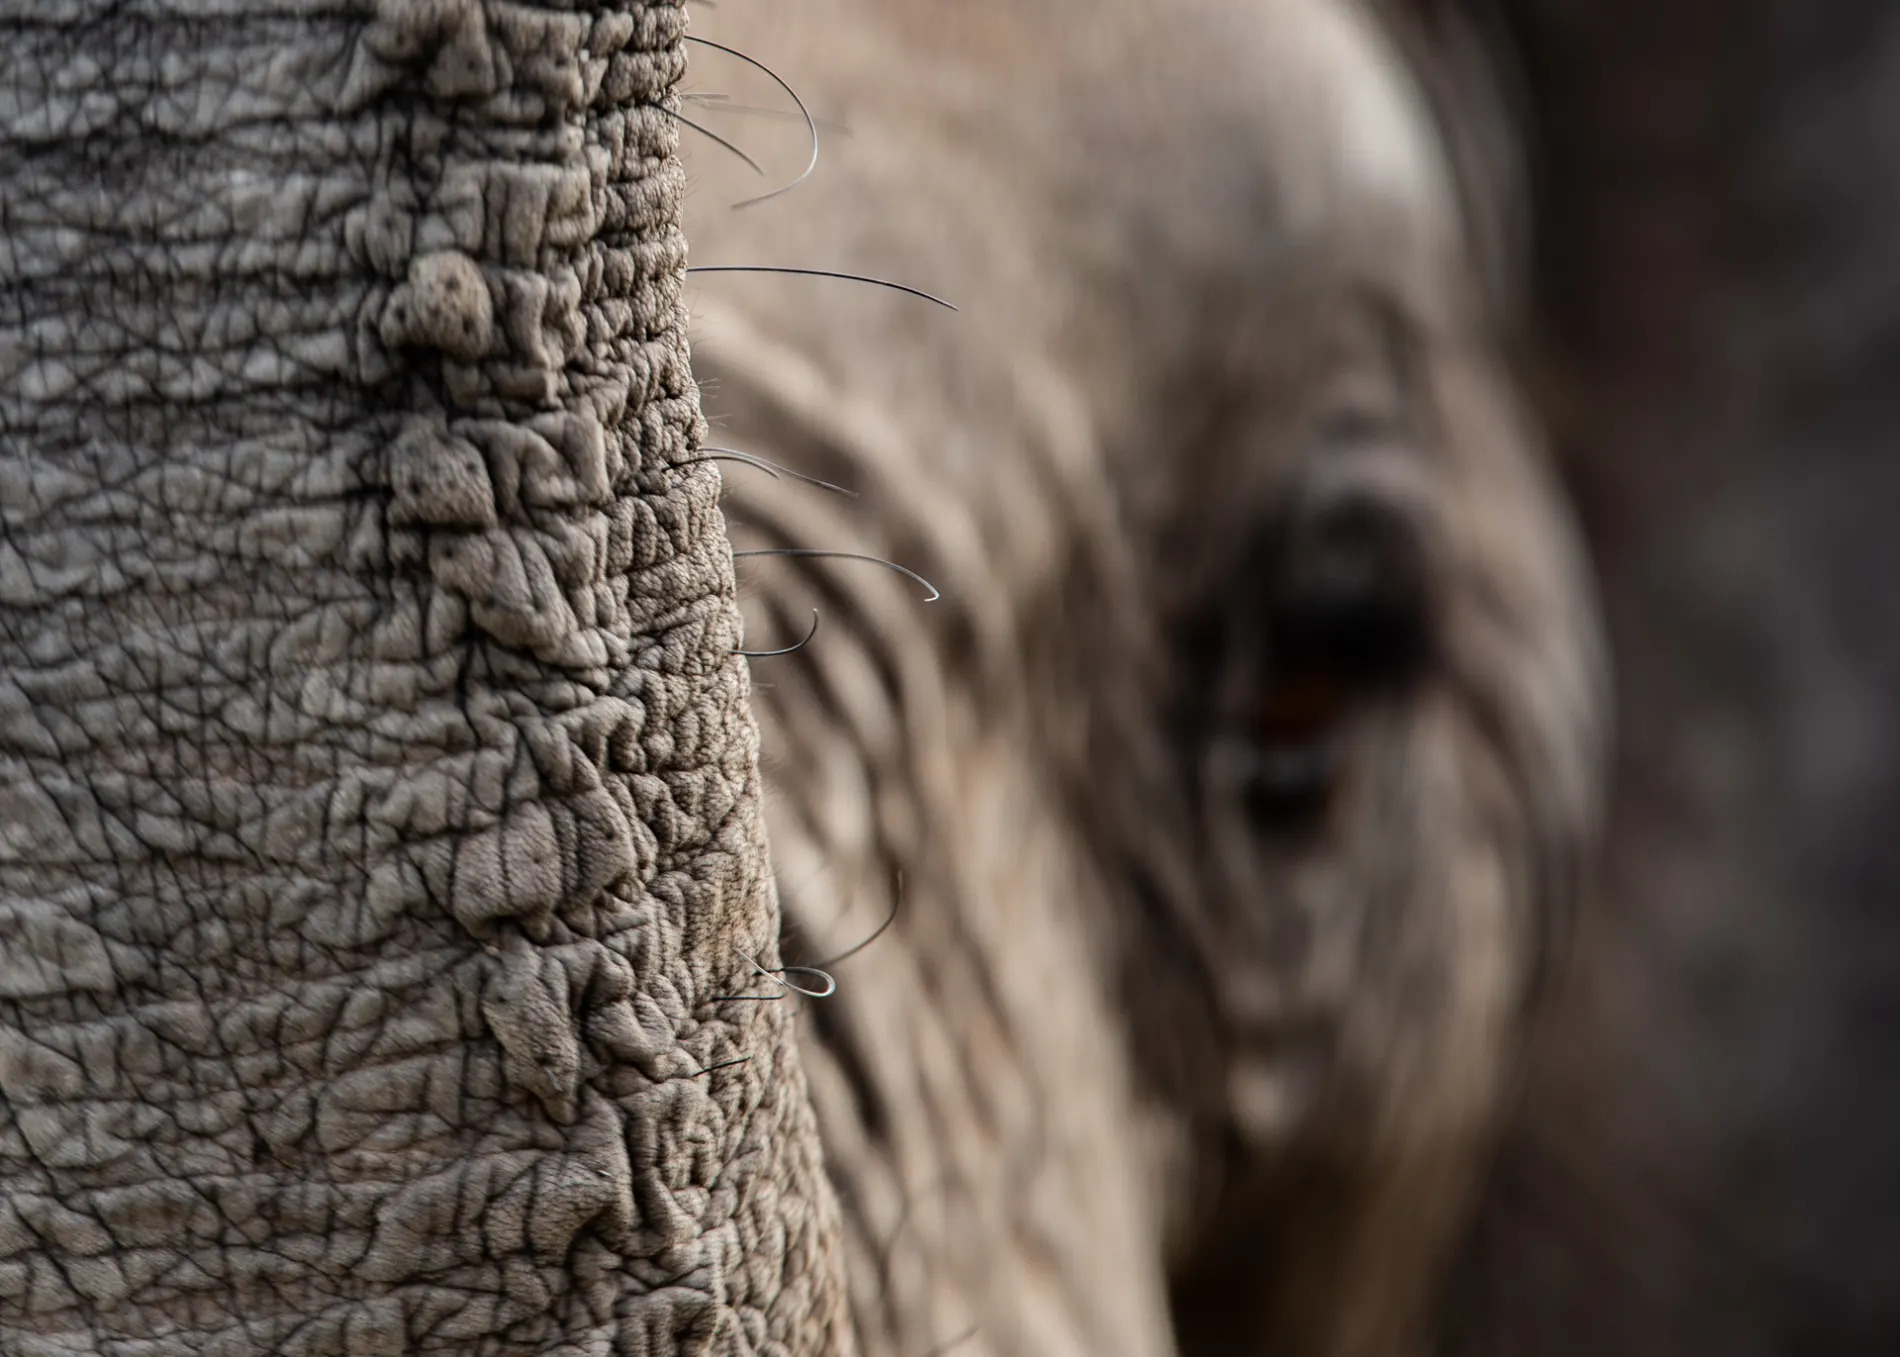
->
<box><xmin>1432</xmin><ymin>3</ymin><xmax>1900</xmax><ymax>1351</ymax></box>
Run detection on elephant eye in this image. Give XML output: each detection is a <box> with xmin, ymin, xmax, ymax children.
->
<box><xmin>1228</xmin><ymin>669</ymin><xmax>1352</xmax><ymax>825</ymax></box>
<box><xmin>1210</xmin><ymin>453</ymin><xmax>1436</xmax><ymax>829</ymax></box>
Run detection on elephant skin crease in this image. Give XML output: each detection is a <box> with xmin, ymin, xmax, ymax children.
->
<box><xmin>0</xmin><ymin>2</ymin><xmax>851</xmax><ymax>1354</ymax></box>
<box><xmin>685</xmin><ymin>1</ymin><xmax>1604</xmax><ymax>1354</ymax></box>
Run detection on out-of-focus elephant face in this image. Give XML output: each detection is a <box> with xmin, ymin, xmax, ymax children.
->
<box><xmin>681</xmin><ymin>0</ymin><xmax>1606</xmax><ymax>1352</ymax></box>
<box><xmin>912</xmin><ymin>8</ymin><xmax>1610</xmax><ymax>1344</ymax></box>
<box><xmin>1096</xmin><ymin>248</ymin><xmax>1603</xmax><ymax>1356</ymax></box>
<box><xmin>971</xmin><ymin>0</ymin><xmax>1606</xmax><ymax>1187</ymax></box>
<box><xmin>1147</xmin><ymin>290</ymin><xmax>1601</xmax><ymax>1157</ymax></box>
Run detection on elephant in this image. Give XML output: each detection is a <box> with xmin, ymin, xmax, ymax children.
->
<box><xmin>4</xmin><ymin>0</ymin><xmax>1608</xmax><ymax>1349</ymax></box>
<box><xmin>2</xmin><ymin>2</ymin><xmax>852</xmax><ymax>1353</ymax></box>
<box><xmin>27</xmin><ymin>0</ymin><xmax>1898</xmax><ymax>1354</ymax></box>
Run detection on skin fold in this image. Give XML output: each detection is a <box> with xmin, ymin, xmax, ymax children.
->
<box><xmin>0</xmin><ymin>2</ymin><xmax>851</xmax><ymax>1353</ymax></box>
<box><xmin>685</xmin><ymin>1</ymin><xmax>1603</xmax><ymax>1352</ymax></box>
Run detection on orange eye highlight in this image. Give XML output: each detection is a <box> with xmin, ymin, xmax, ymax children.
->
<box><xmin>1256</xmin><ymin>671</ymin><xmax>1348</xmax><ymax>743</ymax></box>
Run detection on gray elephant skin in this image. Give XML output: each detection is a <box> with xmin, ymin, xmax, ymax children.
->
<box><xmin>1</xmin><ymin>0</ymin><xmax>1605</xmax><ymax>1352</ymax></box>
<box><xmin>3</xmin><ymin>2</ymin><xmax>850</xmax><ymax>1353</ymax></box>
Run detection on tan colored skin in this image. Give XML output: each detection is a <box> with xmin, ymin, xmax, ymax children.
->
<box><xmin>685</xmin><ymin>1</ymin><xmax>1603</xmax><ymax>1353</ymax></box>
<box><xmin>0</xmin><ymin>3</ymin><xmax>849</xmax><ymax>1353</ymax></box>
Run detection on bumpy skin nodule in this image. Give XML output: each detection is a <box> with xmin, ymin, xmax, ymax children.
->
<box><xmin>0</xmin><ymin>2</ymin><xmax>848</xmax><ymax>1353</ymax></box>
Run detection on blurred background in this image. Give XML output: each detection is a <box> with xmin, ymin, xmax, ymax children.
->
<box><xmin>1419</xmin><ymin>3</ymin><xmax>1900</xmax><ymax>1352</ymax></box>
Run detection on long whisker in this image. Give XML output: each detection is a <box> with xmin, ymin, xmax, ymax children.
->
<box><xmin>737</xmin><ymin>609</ymin><xmax>821</xmax><ymax>659</ymax></box>
<box><xmin>725</xmin><ymin>949</ymin><xmax>840</xmax><ymax>1001</ymax></box>
<box><xmin>688</xmin><ymin>446</ymin><xmax>859</xmax><ymax>497</ymax></box>
<box><xmin>684</xmin><ymin>92</ymin><xmax>853</xmax><ymax>137</ymax></box>
<box><xmin>683</xmin><ymin>36</ymin><xmax>820</xmax><ymax>209</ymax></box>
<box><xmin>688</xmin><ymin>265</ymin><xmax>958</xmax><ymax>311</ymax></box>
<box><xmin>733</xmin><ymin>548</ymin><xmax>941</xmax><ymax>602</ymax></box>
<box><xmin>920</xmin><ymin>1328</ymin><xmax>980</xmax><ymax>1357</ymax></box>
<box><xmin>800</xmin><ymin>872</ymin><xmax>904</xmax><ymax>970</ymax></box>
<box><xmin>688</xmin><ymin>1055</ymin><xmax>750</xmax><ymax>1078</ymax></box>
<box><xmin>664</xmin><ymin>107</ymin><xmax>766</xmax><ymax>176</ymax></box>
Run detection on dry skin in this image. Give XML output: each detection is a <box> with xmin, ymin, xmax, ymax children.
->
<box><xmin>2</xmin><ymin>2</ymin><xmax>849</xmax><ymax>1352</ymax></box>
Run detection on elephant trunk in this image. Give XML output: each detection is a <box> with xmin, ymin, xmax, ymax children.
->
<box><xmin>0</xmin><ymin>1</ymin><xmax>848</xmax><ymax>1351</ymax></box>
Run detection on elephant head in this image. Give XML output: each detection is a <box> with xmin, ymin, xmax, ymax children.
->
<box><xmin>681</xmin><ymin>0</ymin><xmax>1603</xmax><ymax>1352</ymax></box>
<box><xmin>1</xmin><ymin>2</ymin><xmax>850</xmax><ymax>1352</ymax></box>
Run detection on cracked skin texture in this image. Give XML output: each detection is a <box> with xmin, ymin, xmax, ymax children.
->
<box><xmin>0</xmin><ymin>1</ymin><xmax>850</xmax><ymax>1353</ymax></box>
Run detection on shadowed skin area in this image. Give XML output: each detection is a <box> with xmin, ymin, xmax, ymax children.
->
<box><xmin>0</xmin><ymin>2</ymin><xmax>851</xmax><ymax>1353</ymax></box>
<box><xmin>685</xmin><ymin>1</ymin><xmax>1603</xmax><ymax>1354</ymax></box>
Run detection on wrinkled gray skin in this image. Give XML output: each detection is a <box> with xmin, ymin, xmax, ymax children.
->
<box><xmin>1</xmin><ymin>2</ymin><xmax>851</xmax><ymax>1353</ymax></box>
<box><xmin>685</xmin><ymin>1</ymin><xmax>1601</xmax><ymax>1354</ymax></box>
